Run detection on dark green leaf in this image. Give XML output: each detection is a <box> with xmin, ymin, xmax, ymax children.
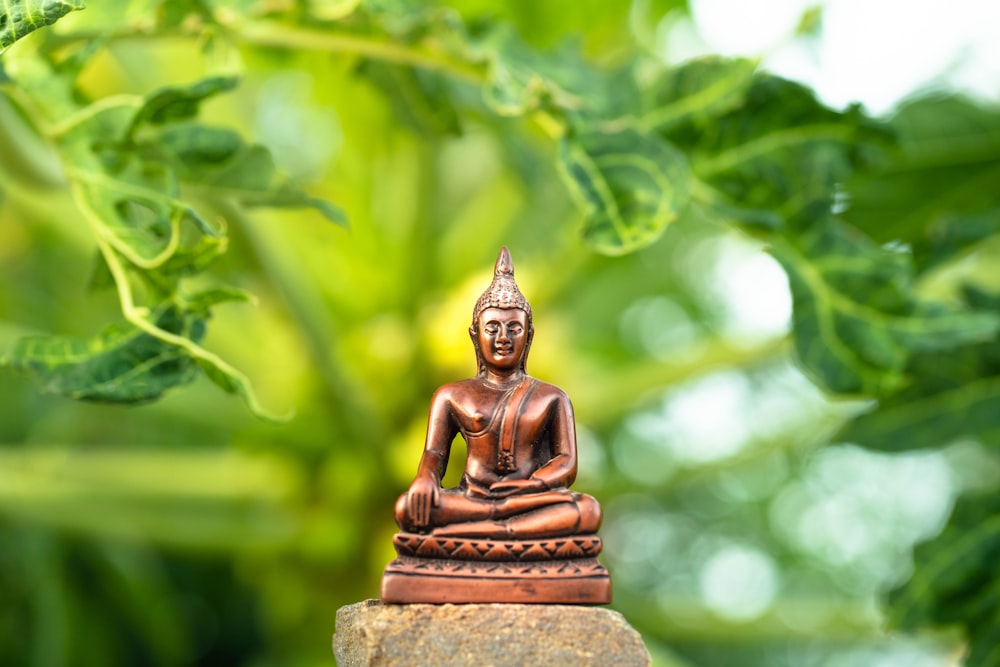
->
<box><xmin>147</xmin><ymin>123</ymin><xmax>242</xmax><ymax>165</ymax></box>
<box><xmin>773</xmin><ymin>215</ymin><xmax>1000</xmax><ymax>396</ymax></box>
<box><xmin>184</xmin><ymin>286</ymin><xmax>254</xmax><ymax>316</ymax></box>
<box><xmin>0</xmin><ymin>0</ymin><xmax>85</xmax><ymax>52</ymax></box>
<box><xmin>844</xmin><ymin>96</ymin><xmax>1000</xmax><ymax>272</ymax></box>
<box><xmin>837</xmin><ymin>286</ymin><xmax>1000</xmax><ymax>450</ymax></box>
<box><xmin>839</xmin><ymin>376</ymin><xmax>1000</xmax><ymax>451</ymax></box>
<box><xmin>918</xmin><ymin>210</ymin><xmax>1000</xmax><ymax>271</ymax></box>
<box><xmin>887</xmin><ymin>492</ymin><xmax>1000</xmax><ymax>667</ymax></box>
<box><xmin>1</xmin><ymin>307</ymin><xmax>201</xmax><ymax>404</ymax></box>
<box><xmin>659</xmin><ymin>72</ymin><xmax>890</xmax><ymax>229</ymax></box>
<box><xmin>128</xmin><ymin>75</ymin><xmax>239</xmax><ymax>135</ymax></box>
<box><xmin>157</xmin><ymin>232</ymin><xmax>227</xmax><ymax>279</ymax></box>
<box><xmin>558</xmin><ymin>124</ymin><xmax>692</xmax><ymax>255</ymax></box>
<box><xmin>640</xmin><ymin>56</ymin><xmax>757</xmax><ymax>133</ymax></box>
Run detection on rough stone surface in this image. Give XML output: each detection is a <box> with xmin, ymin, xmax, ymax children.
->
<box><xmin>333</xmin><ymin>599</ymin><xmax>650</xmax><ymax>666</ymax></box>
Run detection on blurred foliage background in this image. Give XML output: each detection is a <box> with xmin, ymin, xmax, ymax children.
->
<box><xmin>1</xmin><ymin>1</ymin><xmax>999</xmax><ymax>666</ymax></box>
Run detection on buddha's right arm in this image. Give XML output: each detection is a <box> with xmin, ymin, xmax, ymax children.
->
<box><xmin>414</xmin><ymin>449</ymin><xmax>446</xmax><ymax>482</ymax></box>
<box><xmin>414</xmin><ymin>389</ymin><xmax>457</xmax><ymax>482</ymax></box>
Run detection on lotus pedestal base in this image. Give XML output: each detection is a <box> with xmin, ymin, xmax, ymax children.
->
<box><xmin>380</xmin><ymin>533</ymin><xmax>611</xmax><ymax>605</ymax></box>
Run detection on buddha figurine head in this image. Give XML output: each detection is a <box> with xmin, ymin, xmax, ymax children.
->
<box><xmin>470</xmin><ymin>247</ymin><xmax>535</xmax><ymax>375</ymax></box>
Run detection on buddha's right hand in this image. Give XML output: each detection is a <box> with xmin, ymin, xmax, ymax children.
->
<box><xmin>406</xmin><ymin>474</ymin><xmax>440</xmax><ymax>528</ymax></box>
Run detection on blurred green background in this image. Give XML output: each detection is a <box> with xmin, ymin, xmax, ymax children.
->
<box><xmin>2</xmin><ymin>1</ymin><xmax>999</xmax><ymax>666</ymax></box>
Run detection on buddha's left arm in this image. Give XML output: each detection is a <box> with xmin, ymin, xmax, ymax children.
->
<box><xmin>529</xmin><ymin>393</ymin><xmax>579</xmax><ymax>490</ymax></box>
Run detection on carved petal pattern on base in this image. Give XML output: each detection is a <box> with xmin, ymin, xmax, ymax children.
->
<box><xmin>385</xmin><ymin>555</ymin><xmax>609</xmax><ymax>578</ymax></box>
<box><xmin>382</xmin><ymin>534</ymin><xmax>612</xmax><ymax>604</ymax></box>
<box><xmin>392</xmin><ymin>532</ymin><xmax>603</xmax><ymax>562</ymax></box>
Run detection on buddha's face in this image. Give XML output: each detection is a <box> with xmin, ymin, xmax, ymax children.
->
<box><xmin>476</xmin><ymin>307</ymin><xmax>528</xmax><ymax>371</ymax></box>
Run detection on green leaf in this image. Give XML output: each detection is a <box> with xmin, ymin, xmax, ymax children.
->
<box><xmin>151</xmin><ymin>123</ymin><xmax>347</xmax><ymax>225</ymax></box>
<box><xmin>5</xmin><ymin>62</ymin><xmax>341</xmax><ymax>417</ymax></box>
<box><xmin>640</xmin><ymin>56</ymin><xmax>757</xmax><ymax>133</ymax></box>
<box><xmin>71</xmin><ymin>168</ymin><xmax>193</xmax><ymax>269</ymax></box>
<box><xmin>656</xmin><ymin>71</ymin><xmax>889</xmax><ymax>229</ymax></box>
<box><xmin>360</xmin><ymin>0</ymin><xmax>462</xmax><ymax>41</ymax></box>
<box><xmin>0</xmin><ymin>294</ymin><xmax>282</xmax><ymax>418</ymax></box>
<box><xmin>192</xmin><ymin>352</ymin><xmax>289</xmax><ymax>422</ymax></box>
<box><xmin>917</xmin><ymin>210</ymin><xmax>1000</xmax><ymax>271</ymax></box>
<box><xmin>183</xmin><ymin>286</ymin><xmax>255</xmax><ymax>316</ymax></box>
<box><xmin>146</xmin><ymin>122</ymin><xmax>242</xmax><ymax>164</ymax></box>
<box><xmin>837</xmin><ymin>285</ymin><xmax>1000</xmax><ymax>450</ymax></box>
<box><xmin>0</xmin><ymin>0</ymin><xmax>85</xmax><ymax>52</ymax></box>
<box><xmin>558</xmin><ymin>124</ymin><xmax>692</xmax><ymax>255</ymax></box>
<box><xmin>479</xmin><ymin>27</ymin><xmax>634</xmax><ymax>120</ymax></box>
<box><xmin>157</xmin><ymin>232</ymin><xmax>227</xmax><ymax>279</ymax></box>
<box><xmin>773</xmin><ymin>215</ymin><xmax>1000</xmax><ymax>396</ymax></box>
<box><xmin>481</xmin><ymin>30</ymin><xmax>568</xmax><ymax>117</ymax></box>
<box><xmin>128</xmin><ymin>75</ymin><xmax>239</xmax><ymax>134</ymax></box>
<box><xmin>839</xmin><ymin>376</ymin><xmax>1000</xmax><ymax>451</ymax></box>
<box><xmin>52</xmin><ymin>99</ymin><xmax>213</xmax><ymax>269</ymax></box>
<box><xmin>887</xmin><ymin>492</ymin><xmax>1000</xmax><ymax>667</ymax></box>
<box><xmin>2</xmin><ymin>307</ymin><xmax>201</xmax><ymax>404</ymax></box>
<box><xmin>356</xmin><ymin>61</ymin><xmax>461</xmax><ymax>136</ymax></box>
<box><xmin>843</xmin><ymin>96</ymin><xmax>1000</xmax><ymax>272</ymax></box>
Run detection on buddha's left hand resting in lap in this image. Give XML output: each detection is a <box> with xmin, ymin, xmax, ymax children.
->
<box><xmin>394</xmin><ymin>247</ymin><xmax>602</xmax><ymax>540</ymax></box>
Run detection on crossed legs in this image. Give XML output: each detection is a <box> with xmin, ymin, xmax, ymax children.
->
<box><xmin>395</xmin><ymin>488</ymin><xmax>603</xmax><ymax>539</ymax></box>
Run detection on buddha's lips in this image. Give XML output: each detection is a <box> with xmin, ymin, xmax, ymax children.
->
<box><xmin>495</xmin><ymin>345</ymin><xmax>512</xmax><ymax>355</ymax></box>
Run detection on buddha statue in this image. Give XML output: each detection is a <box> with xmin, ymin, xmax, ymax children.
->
<box><xmin>381</xmin><ymin>248</ymin><xmax>611</xmax><ymax>604</ymax></box>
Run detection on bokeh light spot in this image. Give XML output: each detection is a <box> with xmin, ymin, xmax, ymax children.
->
<box><xmin>699</xmin><ymin>543</ymin><xmax>779</xmax><ymax>621</ymax></box>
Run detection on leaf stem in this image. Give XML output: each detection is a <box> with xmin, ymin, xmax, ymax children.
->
<box><xmin>48</xmin><ymin>17</ymin><xmax>488</xmax><ymax>84</ymax></box>
<box><xmin>79</xmin><ymin>186</ymin><xmax>286</xmax><ymax>421</ymax></box>
<box><xmin>68</xmin><ymin>170</ymin><xmax>184</xmax><ymax>269</ymax></box>
<box><xmin>231</xmin><ymin>20</ymin><xmax>487</xmax><ymax>84</ymax></box>
<box><xmin>46</xmin><ymin>94</ymin><xmax>142</xmax><ymax>139</ymax></box>
<box><xmin>694</xmin><ymin>124</ymin><xmax>855</xmax><ymax>177</ymax></box>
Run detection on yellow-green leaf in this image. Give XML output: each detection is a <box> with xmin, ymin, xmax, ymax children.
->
<box><xmin>558</xmin><ymin>125</ymin><xmax>691</xmax><ymax>255</ymax></box>
<box><xmin>0</xmin><ymin>0</ymin><xmax>84</xmax><ymax>53</ymax></box>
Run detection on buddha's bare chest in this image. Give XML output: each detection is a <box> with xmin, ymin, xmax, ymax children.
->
<box><xmin>452</xmin><ymin>392</ymin><xmax>550</xmax><ymax>443</ymax></box>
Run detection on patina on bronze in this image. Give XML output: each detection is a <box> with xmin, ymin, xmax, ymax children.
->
<box><xmin>381</xmin><ymin>248</ymin><xmax>611</xmax><ymax>604</ymax></box>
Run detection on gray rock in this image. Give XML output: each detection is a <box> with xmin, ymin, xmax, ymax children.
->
<box><xmin>333</xmin><ymin>599</ymin><xmax>650</xmax><ymax>666</ymax></box>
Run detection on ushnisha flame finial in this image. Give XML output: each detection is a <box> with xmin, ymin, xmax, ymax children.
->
<box><xmin>472</xmin><ymin>247</ymin><xmax>532</xmax><ymax>326</ymax></box>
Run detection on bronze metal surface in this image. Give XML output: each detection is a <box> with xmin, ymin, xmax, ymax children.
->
<box><xmin>382</xmin><ymin>248</ymin><xmax>611</xmax><ymax>604</ymax></box>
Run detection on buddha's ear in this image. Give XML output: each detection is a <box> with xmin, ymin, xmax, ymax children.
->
<box><xmin>521</xmin><ymin>325</ymin><xmax>534</xmax><ymax>373</ymax></box>
<box><xmin>470</xmin><ymin>325</ymin><xmax>485</xmax><ymax>374</ymax></box>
